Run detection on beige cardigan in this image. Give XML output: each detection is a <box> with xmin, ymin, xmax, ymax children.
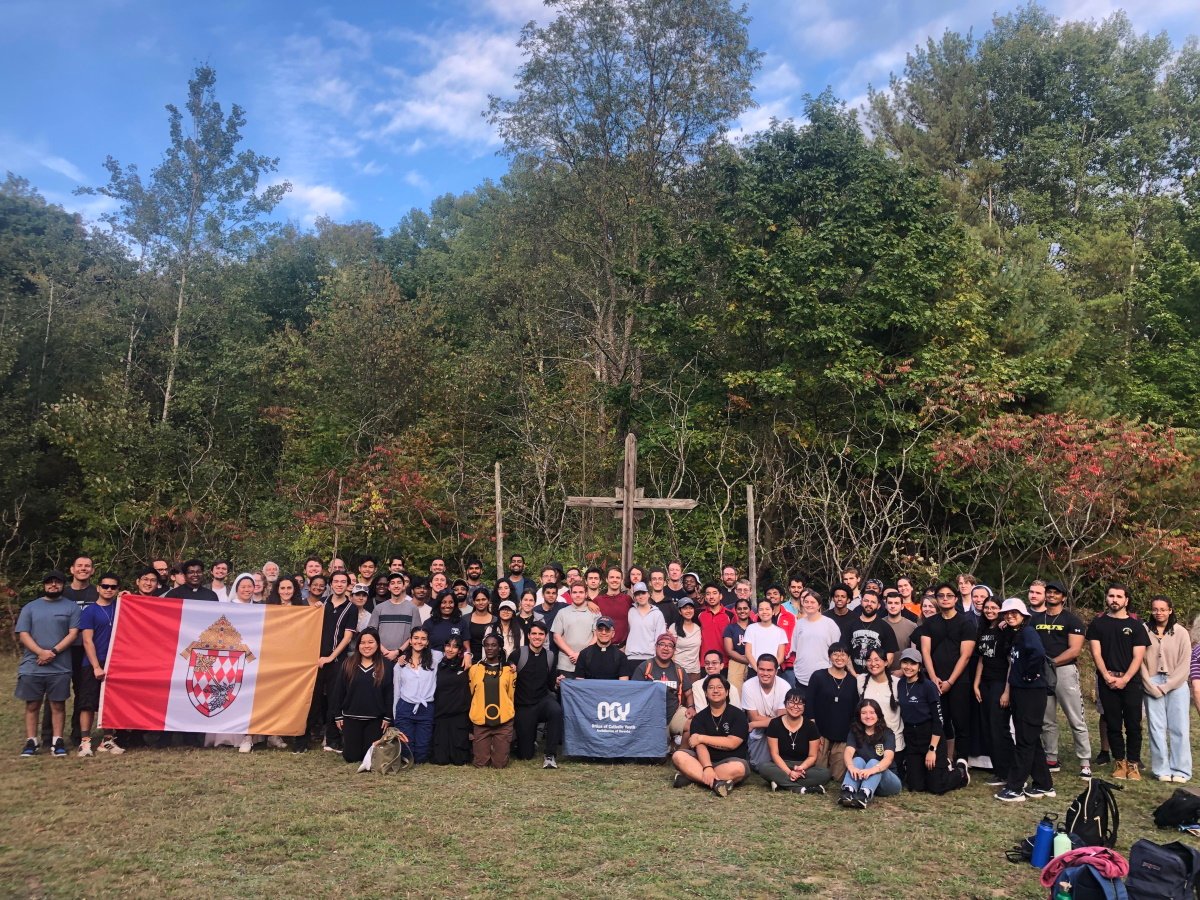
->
<box><xmin>1141</xmin><ymin>625</ymin><xmax>1192</xmax><ymax>696</ymax></box>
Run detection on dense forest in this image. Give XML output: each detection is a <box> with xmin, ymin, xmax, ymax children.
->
<box><xmin>2</xmin><ymin>2</ymin><xmax>1198</xmax><ymax>622</ymax></box>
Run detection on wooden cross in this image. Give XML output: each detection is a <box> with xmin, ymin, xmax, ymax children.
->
<box><xmin>566</xmin><ymin>433</ymin><xmax>698</xmax><ymax>579</ymax></box>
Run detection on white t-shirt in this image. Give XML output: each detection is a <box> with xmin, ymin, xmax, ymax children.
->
<box><xmin>790</xmin><ymin>616</ymin><xmax>843</xmax><ymax>686</ymax></box>
<box><xmin>857</xmin><ymin>673</ymin><xmax>905</xmax><ymax>751</ymax></box>
<box><xmin>742</xmin><ymin>622</ymin><xmax>788</xmax><ymax>668</ymax></box>
<box><xmin>741</xmin><ymin>676</ymin><xmax>790</xmax><ymax>733</ymax></box>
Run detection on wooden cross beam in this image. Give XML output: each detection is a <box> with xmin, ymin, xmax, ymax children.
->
<box><xmin>566</xmin><ymin>433</ymin><xmax>698</xmax><ymax>579</ymax></box>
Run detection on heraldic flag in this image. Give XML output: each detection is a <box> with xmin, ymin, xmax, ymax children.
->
<box><xmin>99</xmin><ymin>595</ymin><xmax>322</xmax><ymax>735</ymax></box>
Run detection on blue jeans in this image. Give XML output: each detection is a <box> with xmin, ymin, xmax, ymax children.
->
<box><xmin>1145</xmin><ymin>673</ymin><xmax>1192</xmax><ymax>779</ymax></box>
<box><xmin>393</xmin><ymin>699</ymin><xmax>434</xmax><ymax>763</ymax></box>
<box><xmin>842</xmin><ymin>757</ymin><xmax>902</xmax><ymax>797</ymax></box>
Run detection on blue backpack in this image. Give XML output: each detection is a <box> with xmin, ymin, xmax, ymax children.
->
<box><xmin>1049</xmin><ymin>863</ymin><xmax>1129</xmax><ymax>900</ymax></box>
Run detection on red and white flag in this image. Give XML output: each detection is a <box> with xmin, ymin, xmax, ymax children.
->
<box><xmin>99</xmin><ymin>595</ymin><xmax>321</xmax><ymax>735</ymax></box>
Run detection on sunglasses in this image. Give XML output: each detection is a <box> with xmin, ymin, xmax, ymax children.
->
<box><xmin>99</xmin><ymin>583</ymin><xmax>119</xmax><ymax>590</ymax></box>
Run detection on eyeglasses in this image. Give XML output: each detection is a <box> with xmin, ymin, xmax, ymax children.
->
<box><xmin>98</xmin><ymin>583</ymin><xmax>119</xmax><ymax>590</ymax></box>
<box><xmin>935</xmin><ymin>592</ymin><xmax>956</xmax><ymax>599</ymax></box>
<box><xmin>784</xmin><ymin>699</ymin><xmax>805</xmax><ymax>707</ymax></box>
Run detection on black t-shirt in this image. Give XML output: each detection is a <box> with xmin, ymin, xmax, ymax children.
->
<box><xmin>1086</xmin><ymin>614</ymin><xmax>1150</xmax><ymax>678</ymax></box>
<box><xmin>975</xmin><ymin>626</ymin><xmax>1014</xmax><ymax>683</ymax></box>
<box><xmin>846</xmin><ymin>727</ymin><xmax>896</xmax><ymax>765</ymax></box>
<box><xmin>1031</xmin><ymin>609</ymin><xmax>1086</xmax><ymax>662</ymax></box>
<box><xmin>574</xmin><ymin>644</ymin><xmax>628</xmax><ymax>680</ymax></box>
<box><xmin>847</xmin><ymin>616</ymin><xmax>898</xmax><ymax>670</ymax></box>
<box><xmin>63</xmin><ymin>584</ymin><xmax>99</xmax><ymax>607</ymax></box>
<box><xmin>765</xmin><ymin>715</ymin><xmax>820</xmax><ymax>759</ymax></box>
<box><xmin>653</xmin><ymin>598</ymin><xmax>680</xmax><ymax>629</ymax></box>
<box><xmin>824</xmin><ymin>608</ymin><xmax>859</xmax><ymax>646</ymax></box>
<box><xmin>509</xmin><ymin>646</ymin><xmax>556</xmax><ymax>705</ymax></box>
<box><xmin>922</xmin><ymin>613</ymin><xmax>976</xmax><ymax>679</ymax></box>
<box><xmin>690</xmin><ymin>703</ymin><xmax>749</xmax><ymax>763</ymax></box>
<box><xmin>664</xmin><ymin>586</ymin><xmax>690</xmax><ymax>604</ymax></box>
<box><xmin>321</xmin><ymin>598</ymin><xmax>353</xmax><ymax>657</ymax></box>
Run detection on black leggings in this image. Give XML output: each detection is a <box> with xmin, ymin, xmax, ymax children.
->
<box><xmin>1097</xmin><ymin>680</ymin><xmax>1143</xmax><ymax>764</ymax></box>
<box><xmin>902</xmin><ymin>722</ymin><xmax>967</xmax><ymax>795</ymax></box>
<box><xmin>340</xmin><ymin>718</ymin><xmax>383</xmax><ymax>764</ymax></box>
<box><xmin>980</xmin><ymin>679</ymin><xmax>1014</xmax><ymax>777</ymax></box>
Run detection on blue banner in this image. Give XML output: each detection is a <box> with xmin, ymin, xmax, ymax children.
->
<box><xmin>561</xmin><ymin>679</ymin><xmax>668</xmax><ymax>758</ymax></box>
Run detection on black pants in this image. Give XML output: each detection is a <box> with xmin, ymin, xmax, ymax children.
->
<box><xmin>319</xmin><ymin>666</ymin><xmax>342</xmax><ymax>749</ymax></box>
<box><xmin>1097</xmin><ymin>679</ymin><xmax>1143</xmax><ymax>764</ymax></box>
<box><xmin>1007</xmin><ymin>686</ymin><xmax>1052</xmax><ymax>791</ymax></box>
<box><xmin>939</xmin><ymin>677</ymin><xmax>971</xmax><ymax>756</ymax></box>
<box><xmin>430</xmin><ymin>713</ymin><xmax>472</xmax><ymax>765</ymax></box>
<box><xmin>513</xmin><ymin>695</ymin><xmax>564</xmax><ymax>759</ymax></box>
<box><xmin>340</xmin><ymin>718</ymin><xmax>383</xmax><ymax>764</ymax></box>
<box><xmin>980</xmin><ymin>679</ymin><xmax>1014</xmax><ymax>777</ymax></box>
<box><xmin>902</xmin><ymin>722</ymin><xmax>967</xmax><ymax>795</ymax></box>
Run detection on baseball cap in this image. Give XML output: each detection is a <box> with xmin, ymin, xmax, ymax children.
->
<box><xmin>351</xmin><ymin>584</ymin><xmax>369</xmax><ymax>595</ymax></box>
<box><xmin>898</xmin><ymin>648</ymin><xmax>922</xmax><ymax>664</ymax></box>
<box><xmin>1044</xmin><ymin>581</ymin><xmax>1066</xmax><ymax>594</ymax></box>
<box><xmin>498</xmin><ymin>599</ymin><xmax>517</xmax><ymax>612</ymax></box>
<box><xmin>596</xmin><ymin>616</ymin><xmax>615</xmax><ymax>629</ymax></box>
<box><xmin>43</xmin><ymin>570</ymin><xmax>67</xmax><ymax>584</ymax></box>
<box><xmin>655</xmin><ymin>633</ymin><xmax>677</xmax><ymax>647</ymax></box>
<box><xmin>631</xmin><ymin>581</ymin><xmax>649</xmax><ymax>594</ymax></box>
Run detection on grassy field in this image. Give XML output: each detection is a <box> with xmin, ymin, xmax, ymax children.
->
<box><xmin>0</xmin><ymin>655</ymin><xmax>1195</xmax><ymax>900</ymax></box>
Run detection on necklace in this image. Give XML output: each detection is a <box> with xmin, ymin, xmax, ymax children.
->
<box><xmin>830</xmin><ymin>670</ymin><xmax>848</xmax><ymax>702</ymax></box>
<box><xmin>784</xmin><ymin>717</ymin><xmax>803</xmax><ymax>753</ymax></box>
<box><xmin>709</xmin><ymin>705</ymin><xmax>727</xmax><ymax>733</ymax></box>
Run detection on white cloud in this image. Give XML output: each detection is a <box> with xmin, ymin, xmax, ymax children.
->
<box><xmin>729</xmin><ymin>98</ymin><xmax>800</xmax><ymax>142</ymax></box>
<box><xmin>403</xmin><ymin>169</ymin><xmax>431</xmax><ymax>191</ymax></box>
<box><xmin>0</xmin><ymin>133</ymin><xmax>89</xmax><ymax>184</ymax></box>
<box><xmin>757</xmin><ymin>60</ymin><xmax>802</xmax><ymax>96</ymax></box>
<box><xmin>358</xmin><ymin>160</ymin><xmax>387</xmax><ymax>176</ymax></box>
<box><xmin>372</xmin><ymin>31</ymin><xmax>522</xmax><ymax>148</ymax></box>
<box><xmin>479</xmin><ymin>0</ymin><xmax>547</xmax><ymax>25</ymax></box>
<box><xmin>41</xmin><ymin>189</ymin><xmax>118</xmax><ymax>225</ymax></box>
<box><xmin>279</xmin><ymin>180</ymin><xmax>351</xmax><ymax>225</ymax></box>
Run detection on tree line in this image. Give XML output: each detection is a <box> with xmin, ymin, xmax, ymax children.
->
<box><xmin>2</xmin><ymin>2</ymin><xmax>1198</xmax><ymax>627</ymax></box>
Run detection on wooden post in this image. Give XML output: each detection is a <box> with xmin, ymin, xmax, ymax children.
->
<box><xmin>746</xmin><ymin>483</ymin><xmax>757</xmax><ymax>599</ymax></box>
<box><xmin>494</xmin><ymin>462</ymin><xmax>504</xmax><ymax>581</ymax></box>
<box><xmin>333</xmin><ymin>476</ymin><xmax>343</xmax><ymax>559</ymax></box>
<box><xmin>621</xmin><ymin>433</ymin><xmax>637</xmax><ymax>580</ymax></box>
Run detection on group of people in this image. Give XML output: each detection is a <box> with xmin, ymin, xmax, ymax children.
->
<box><xmin>14</xmin><ymin>553</ymin><xmax>1200</xmax><ymax>807</ymax></box>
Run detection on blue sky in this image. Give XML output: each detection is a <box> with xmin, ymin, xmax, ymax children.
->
<box><xmin>1</xmin><ymin>0</ymin><xmax>1195</xmax><ymax>230</ymax></box>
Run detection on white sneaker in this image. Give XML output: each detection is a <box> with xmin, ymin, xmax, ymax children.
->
<box><xmin>266</xmin><ymin>735</ymin><xmax>287</xmax><ymax>750</ymax></box>
<box><xmin>77</xmin><ymin>742</ymin><xmax>93</xmax><ymax>758</ymax></box>
<box><xmin>98</xmin><ymin>738</ymin><xmax>124</xmax><ymax>755</ymax></box>
<box><xmin>238</xmin><ymin>737</ymin><xmax>253</xmax><ymax>753</ymax></box>
<box><xmin>543</xmin><ymin>755</ymin><xmax>558</xmax><ymax>769</ymax></box>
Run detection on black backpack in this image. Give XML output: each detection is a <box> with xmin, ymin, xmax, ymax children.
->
<box><xmin>1127</xmin><ymin>839</ymin><xmax>1200</xmax><ymax>900</ymax></box>
<box><xmin>1064</xmin><ymin>778</ymin><xmax>1122</xmax><ymax>848</ymax></box>
<box><xmin>1154</xmin><ymin>788</ymin><xmax>1200</xmax><ymax>829</ymax></box>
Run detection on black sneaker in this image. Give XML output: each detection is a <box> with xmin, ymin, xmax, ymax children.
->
<box><xmin>20</xmin><ymin>739</ymin><xmax>37</xmax><ymax>758</ymax></box>
<box><xmin>1025</xmin><ymin>786</ymin><xmax>1057</xmax><ymax>799</ymax></box>
<box><xmin>672</xmin><ymin>772</ymin><xmax>688</xmax><ymax>788</ymax></box>
<box><xmin>1095</xmin><ymin>750</ymin><xmax>1111</xmax><ymax>766</ymax></box>
<box><xmin>1046</xmin><ymin>758</ymin><xmax>1061</xmax><ymax>773</ymax></box>
<box><xmin>985</xmin><ymin>776</ymin><xmax>1006</xmax><ymax>787</ymax></box>
<box><xmin>955</xmin><ymin>758</ymin><xmax>970</xmax><ymax>786</ymax></box>
<box><xmin>52</xmin><ymin>738</ymin><xmax>67</xmax><ymax>758</ymax></box>
<box><xmin>712</xmin><ymin>779</ymin><xmax>731</xmax><ymax>798</ymax></box>
<box><xmin>799</xmin><ymin>784</ymin><xmax>825</xmax><ymax>795</ymax></box>
<box><xmin>995</xmin><ymin>788</ymin><xmax>1026</xmax><ymax>802</ymax></box>
<box><xmin>852</xmin><ymin>789</ymin><xmax>870</xmax><ymax>809</ymax></box>
<box><xmin>838</xmin><ymin>787</ymin><xmax>855</xmax><ymax>807</ymax></box>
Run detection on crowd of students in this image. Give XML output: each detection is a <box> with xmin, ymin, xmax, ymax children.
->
<box><xmin>14</xmin><ymin>553</ymin><xmax>1200</xmax><ymax>806</ymax></box>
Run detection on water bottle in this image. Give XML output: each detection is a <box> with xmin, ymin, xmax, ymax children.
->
<box><xmin>1053</xmin><ymin>825</ymin><xmax>1072</xmax><ymax>859</ymax></box>
<box><xmin>1031</xmin><ymin>813</ymin><xmax>1056</xmax><ymax>868</ymax></box>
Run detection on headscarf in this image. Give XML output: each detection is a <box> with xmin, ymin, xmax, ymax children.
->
<box><xmin>230</xmin><ymin>572</ymin><xmax>256</xmax><ymax>604</ymax></box>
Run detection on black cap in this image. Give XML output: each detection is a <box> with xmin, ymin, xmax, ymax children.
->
<box><xmin>43</xmin><ymin>570</ymin><xmax>67</xmax><ymax>584</ymax></box>
<box><xmin>596</xmin><ymin>616</ymin><xmax>615</xmax><ymax>629</ymax></box>
<box><xmin>1044</xmin><ymin>581</ymin><xmax>1066</xmax><ymax>594</ymax></box>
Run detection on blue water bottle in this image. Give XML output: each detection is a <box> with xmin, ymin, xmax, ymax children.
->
<box><xmin>1031</xmin><ymin>814</ymin><xmax>1056</xmax><ymax>868</ymax></box>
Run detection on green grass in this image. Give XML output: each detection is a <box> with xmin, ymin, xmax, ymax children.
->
<box><xmin>0</xmin><ymin>655</ymin><xmax>1194</xmax><ymax>899</ymax></box>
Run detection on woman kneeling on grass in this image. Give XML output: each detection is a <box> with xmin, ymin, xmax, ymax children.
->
<box><xmin>896</xmin><ymin>648</ymin><xmax>969</xmax><ymax>795</ymax></box>
<box><xmin>329</xmin><ymin>628</ymin><xmax>393</xmax><ymax>765</ymax></box>
<box><xmin>839</xmin><ymin>698</ymin><xmax>901</xmax><ymax>808</ymax></box>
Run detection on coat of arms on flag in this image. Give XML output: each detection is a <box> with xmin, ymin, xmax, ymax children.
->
<box><xmin>180</xmin><ymin>616</ymin><xmax>257</xmax><ymax>717</ymax></box>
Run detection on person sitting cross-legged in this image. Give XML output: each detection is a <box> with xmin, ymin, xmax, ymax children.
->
<box><xmin>756</xmin><ymin>688</ymin><xmax>831</xmax><ymax>794</ymax></box>
<box><xmin>671</xmin><ymin>674</ymin><xmax>750</xmax><ymax>798</ymax></box>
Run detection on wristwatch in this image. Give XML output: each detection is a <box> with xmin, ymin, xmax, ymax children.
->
<box><xmin>928</xmin><ymin>744</ymin><xmax>936</xmax><ymax>752</ymax></box>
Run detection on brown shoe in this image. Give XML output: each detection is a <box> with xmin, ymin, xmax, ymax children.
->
<box><xmin>1112</xmin><ymin>759</ymin><xmax>1128</xmax><ymax>779</ymax></box>
<box><xmin>1126</xmin><ymin>761</ymin><xmax>1142</xmax><ymax>781</ymax></box>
